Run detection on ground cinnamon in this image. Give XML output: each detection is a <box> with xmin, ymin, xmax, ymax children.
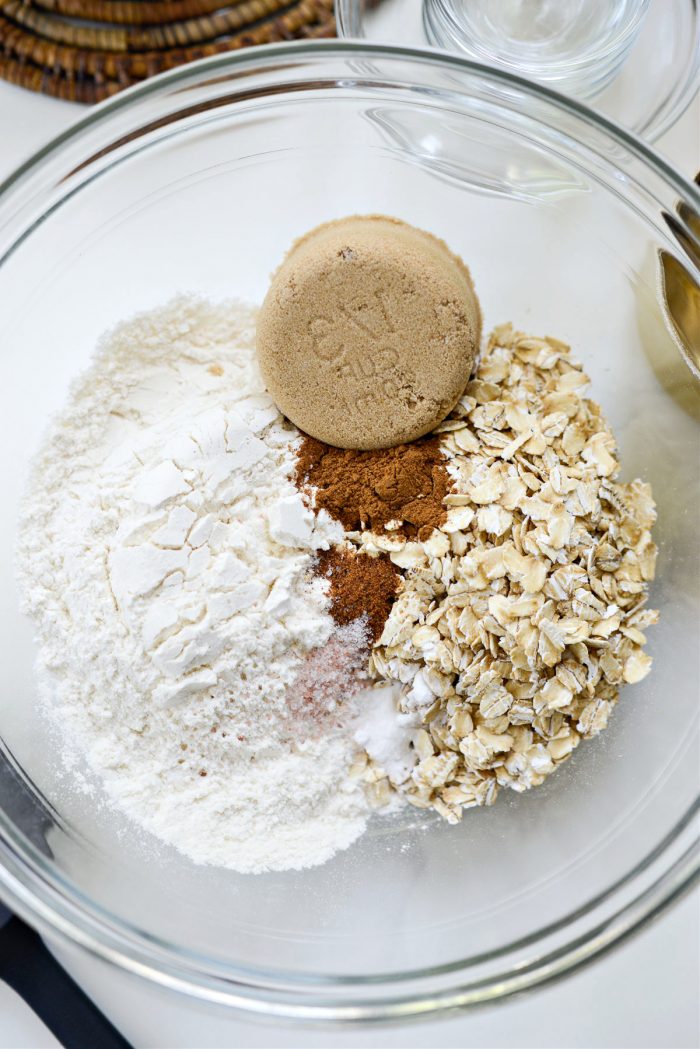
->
<box><xmin>295</xmin><ymin>434</ymin><xmax>452</xmax><ymax>541</ymax></box>
<box><xmin>315</xmin><ymin>548</ymin><xmax>400</xmax><ymax>644</ymax></box>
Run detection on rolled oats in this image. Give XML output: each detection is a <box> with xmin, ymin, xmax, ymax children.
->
<box><xmin>359</xmin><ymin>325</ymin><xmax>658</xmax><ymax>819</ymax></box>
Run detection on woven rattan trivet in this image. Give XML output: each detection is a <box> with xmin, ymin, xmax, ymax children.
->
<box><xmin>0</xmin><ymin>0</ymin><xmax>335</xmax><ymax>103</ymax></box>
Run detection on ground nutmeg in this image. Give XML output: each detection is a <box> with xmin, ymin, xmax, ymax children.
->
<box><xmin>315</xmin><ymin>548</ymin><xmax>400</xmax><ymax>644</ymax></box>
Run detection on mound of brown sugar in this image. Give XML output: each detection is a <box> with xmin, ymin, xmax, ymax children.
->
<box><xmin>257</xmin><ymin>215</ymin><xmax>481</xmax><ymax>450</ymax></box>
<box><xmin>295</xmin><ymin>433</ymin><xmax>453</xmax><ymax>541</ymax></box>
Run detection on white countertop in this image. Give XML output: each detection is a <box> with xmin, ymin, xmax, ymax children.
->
<box><xmin>0</xmin><ymin>73</ymin><xmax>698</xmax><ymax>1049</ymax></box>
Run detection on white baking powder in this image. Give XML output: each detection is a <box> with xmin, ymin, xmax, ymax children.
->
<box><xmin>18</xmin><ymin>298</ymin><xmax>373</xmax><ymax>873</ymax></box>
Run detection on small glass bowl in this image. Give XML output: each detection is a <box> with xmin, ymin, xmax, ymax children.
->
<box><xmin>423</xmin><ymin>0</ymin><xmax>650</xmax><ymax>100</ymax></box>
<box><xmin>0</xmin><ymin>41</ymin><xmax>698</xmax><ymax>1022</ymax></box>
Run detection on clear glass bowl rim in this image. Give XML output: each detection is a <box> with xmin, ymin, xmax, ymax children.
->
<box><xmin>0</xmin><ymin>39</ymin><xmax>698</xmax><ymax>1022</ymax></box>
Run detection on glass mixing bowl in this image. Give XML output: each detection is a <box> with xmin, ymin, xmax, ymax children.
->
<box><xmin>0</xmin><ymin>41</ymin><xmax>698</xmax><ymax>1022</ymax></box>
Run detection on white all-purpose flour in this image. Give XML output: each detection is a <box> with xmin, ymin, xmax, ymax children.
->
<box><xmin>18</xmin><ymin>298</ymin><xmax>373</xmax><ymax>873</ymax></box>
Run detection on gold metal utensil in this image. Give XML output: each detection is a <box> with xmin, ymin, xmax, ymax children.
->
<box><xmin>659</xmin><ymin>172</ymin><xmax>700</xmax><ymax>380</ymax></box>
